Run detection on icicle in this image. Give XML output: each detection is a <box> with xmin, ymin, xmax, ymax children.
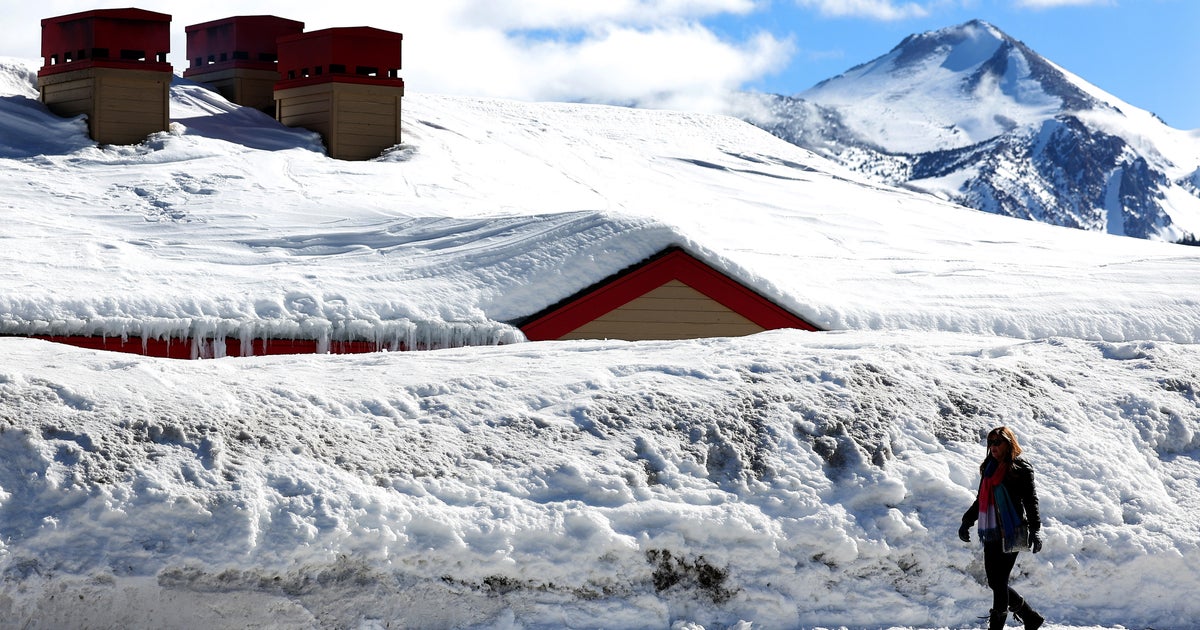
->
<box><xmin>239</xmin><ymin>323</ymin><xmax>255</xmax><ymax>357</ymax></box>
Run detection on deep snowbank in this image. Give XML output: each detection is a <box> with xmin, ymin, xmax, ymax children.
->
<box><xmin>2</xmin><ymin>331</ymin><xmax>1198</xmax><ymax>628</ymax></box>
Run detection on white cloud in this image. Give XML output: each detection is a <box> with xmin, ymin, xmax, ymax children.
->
<box><xmin>1</xmin><ymin>0</ymin><xmax>791</xmax><ymax>114</ymax></box>
<box><xmin>514</xmin><ymin>26</ymin><xmax>794</xmax><ymax>109</ymax></box>
<box><xmin>1014</xmin><ymin>0</ymin><xmax>1115</xmax><ymax>7</ymax></box>
<box><xmin>453</xmin><ymin>0</ymin><xmax>759</xmax><ymax>30</ymax></box>
<box><xmin>793</xmin><ymin>0</ymin><xmax>932</xmax><ymax>20</ymax></box>
<box><xmin>398</xmin><ymin>1</ymin><xmax>794</xmax><ymax>111</ymax></box>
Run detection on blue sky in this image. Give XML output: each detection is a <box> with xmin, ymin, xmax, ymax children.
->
<box><xmin>7</xmin><ymin>1</ymin><xmax>1199</xmax><ymax>129</ymax></box>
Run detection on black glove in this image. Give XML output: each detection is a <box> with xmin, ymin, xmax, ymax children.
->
<box><xmin>958</xmin><ymin>523</ymin><xmax>971</xmax><ymax>543</ymax></box>
<box><xmin>1031</xmin><ymin>531</ymin><xmax>1042</xmax><ymax>554</ymax></box>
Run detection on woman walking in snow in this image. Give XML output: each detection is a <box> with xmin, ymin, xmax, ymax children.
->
<box><xmin>959</xmin><ymin>426</ymin><xmax>1044</xmax><ymax>630</ymax></box>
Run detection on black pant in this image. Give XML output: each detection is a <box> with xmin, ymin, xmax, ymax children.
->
<box><xmin>983</xmin><ymin>540</ymin><xmax>1023</xmax><ymax>612</ymax></box>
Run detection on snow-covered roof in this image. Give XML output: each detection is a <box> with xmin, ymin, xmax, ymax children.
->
<box><xmin>1</xmin><ymin>57</ymin><xmax>1199</xmax><ymax>351</ymax></box>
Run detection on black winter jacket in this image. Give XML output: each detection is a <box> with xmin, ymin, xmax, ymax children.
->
<box><xmin>961</xmin><ymin>456</ymin><xmax>1042</xmax><ymax>535</ymax></box>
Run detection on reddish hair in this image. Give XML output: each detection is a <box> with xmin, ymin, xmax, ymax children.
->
<box><xmin>980</xmin><ymin>426</ymin><xmax>1023</xmax><ymax>473</ymax></box>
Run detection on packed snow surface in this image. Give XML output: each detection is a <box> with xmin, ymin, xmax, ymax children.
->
<box><xmin>0</xmin><ymin>56</ymin><xmax>1199</xmax><ymax>628</ymax></box>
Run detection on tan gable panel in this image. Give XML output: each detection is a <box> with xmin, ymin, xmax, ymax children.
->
<box><xmin>560</xmin><ymin>280</ymin><xmax>766</xmax><ymax>341</ymax></box>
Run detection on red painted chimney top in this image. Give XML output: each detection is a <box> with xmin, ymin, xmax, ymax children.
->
<box><xmin>39</xmin><ymin>8</ymin><xmax>172</xmax><ymax>77</ymax></box>
<box><xmin>275</xmin><ymin>26</ymin><xmax>403</xmax><ymax>90</ymax></box>
<box><xmin>183</xmin><ymin>15</ymin><xmax>305</xmax><ymax>77</ymax></box>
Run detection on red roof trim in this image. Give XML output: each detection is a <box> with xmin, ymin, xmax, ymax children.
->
<box><xmin>38</xmin><ymin>60</ymin><xmax>174</xmax><ymax>76</ymax></box>
<box><xmin>183</xmin><ymin>15</ymin><xmax>305</xmax><ymax>34</ymax></box>
<box><xmin>519</xmin><ymin>247</ymin><xmax>818</xmax><ymax>341</ymax></box>
<box><xmin>41</xmin><ymin>8</ymin><xmax>172</xmax><ymax>26</ymax></box>
<box><xmin>274</xmin><ymin>76</ymin><xmax>406</xmax><ymax>90</ymax></box>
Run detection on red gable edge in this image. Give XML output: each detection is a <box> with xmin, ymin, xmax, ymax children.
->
<box><xmin>518</xmin><ymin>246</ymin><xmax>820</xmax><ymax>341</ymax></box>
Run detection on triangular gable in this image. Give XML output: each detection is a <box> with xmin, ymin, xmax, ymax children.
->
<box><xmin>518</xmin><ymin>246</ymin><xmax>819</xmax><ymax>341</ymax></box>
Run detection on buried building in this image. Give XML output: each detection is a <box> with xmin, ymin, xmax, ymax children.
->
<box><xmin>183</xmin><ymin>15</ymin><xmax>305</xmax><ymax>114</ymax></box>
<box><xmin>273</xmin><ymin>26</ymin><xmax>405</xmax><ymax>161</ymax></box>
<box><xmin>37</xmin><ymin>8</ymin><xmax>172</xmax><ymax>145</ymax></box>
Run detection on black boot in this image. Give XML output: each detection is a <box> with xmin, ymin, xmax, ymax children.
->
<box><xmin>988</xmin><ymin>609</ymin><xmax>1007</xmax><ymax>630</ymax></box>
<box><xmin>1011</xmin><ymin>599</ymin><xmax>1044</xmax><ymax>630</ymax></box>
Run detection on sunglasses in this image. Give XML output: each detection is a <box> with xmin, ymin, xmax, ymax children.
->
<box><xmin>987</xmin><ymin>438</ymin><xmax>1008</xmax><ymax>447</ymax></box>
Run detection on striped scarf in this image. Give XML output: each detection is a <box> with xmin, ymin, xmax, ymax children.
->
<box><xmin>977</xmin><ymin>458</ymin><xmax>1024</xmax><ymax>551</ymax></box>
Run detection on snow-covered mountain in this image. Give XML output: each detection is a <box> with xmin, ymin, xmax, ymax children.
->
<box><xmin>747</xmin><ymin>20</ymin><xmax>1200</xmax><ymax>242</ymax></box>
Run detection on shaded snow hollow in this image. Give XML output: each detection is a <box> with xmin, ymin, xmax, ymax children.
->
<box><xmin>0</xmin><ymin>55</ymin><xmax>1198</xmax><ymax>629</ymax></box>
